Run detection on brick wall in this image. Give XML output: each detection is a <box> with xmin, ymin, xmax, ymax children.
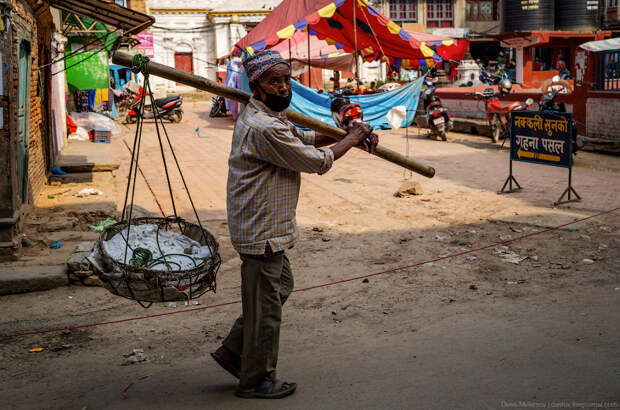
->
<box><xmin>586</xmin><ymin>97</ymin><xmax>620</xmax><ymax>140</ymax></box>
<box><xmin>12</xmin><ymin>0</ymin><xmax>53</xmax><ymax>203</ymax></box>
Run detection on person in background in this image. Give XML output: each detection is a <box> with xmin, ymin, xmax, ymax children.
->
<box><xmin>497</xmin><ymin>50</ymin><xmax>506</xmax><ymax>65</ymax></box>
<box><xmin>508</xmin><ymin>59</ymin><xmax>517</xmax><ymax>82</ymax></box>
<box><xmin>333</xmin><ymin>70</ymin><xmax>341</xmax><ymax>90</ymax></box>
<box><xmin>556</xmin><ymin>55</ymin><xmax>570</xmax><ymax>79</ymax></box>
<box><xmin>225</xmin><ymin>58</ymin><xmax>243</xmax><ymax>120</ymax></box>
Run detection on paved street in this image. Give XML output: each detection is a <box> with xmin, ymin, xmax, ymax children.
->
<box><xmin>1</xmin><ymin>102</ymin><xmax>618</xmax><ymax>409</ymax></box>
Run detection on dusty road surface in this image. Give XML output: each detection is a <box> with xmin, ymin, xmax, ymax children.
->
<box><xmin>1</xmin><ymin>102</ymin><xmax>619</xmax><ymax>410</ymax></box>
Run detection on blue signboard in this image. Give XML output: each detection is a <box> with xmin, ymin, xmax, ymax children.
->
<box><xmin>510</xmin><ymin>111</ymin><xmax>573</xmax><ymax>168</ymax></box>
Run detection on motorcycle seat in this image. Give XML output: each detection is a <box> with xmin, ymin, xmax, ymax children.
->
<box><xmin>427</xmin><ymin>101</ymin><xmax>442</xmax><ymax>110</ymax></box>
<box><xmin>154</xmin><ymin>96</ymin><xmax>181</xmax><ymax>106</ymax></box>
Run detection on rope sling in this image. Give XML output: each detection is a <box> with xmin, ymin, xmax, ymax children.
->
<box><xmin>90</xmin><ymin>55</ymin><xmax>221</xmax><ymax>308</ymax></box>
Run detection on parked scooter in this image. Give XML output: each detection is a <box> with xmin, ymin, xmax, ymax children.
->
<box><xmin>209</xmin><ymin>95</ymin><xmax>228</xmax><ymax>117</ymax></box>
<box><xmin>422</xmin><ymin>76</ymin><xmax>453</xmax><ymax>141</ymax></box>
<box><xmin>539</xmin><ymin>88</ymin><xmax>585</xmax><ymax>153</ymax></box>
<box><xmin>328</xmin><ymin>88</ymin><xmax>363</xmax><ymax>129</ymax></box>
<box><xmin>471</xmin><ymin>79</ymin><xmax>533</xmax><ymax>143</ymax></box>
<box><xmin>125</xmin><ymin>87</ymin><xmax>183</xmax><ymax>124</ymax></box>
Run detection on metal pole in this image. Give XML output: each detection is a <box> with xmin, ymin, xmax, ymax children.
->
<box><xmin>509</xmin><ymin>159</ymin><xmax>513</xmax><ymax>191</ymax></box>
<box><xmin>353</xmin><ymin>0</ymin><xmax>360</xmax><ymax>93</ymax></box>
<box><xmin>568</xmin><ymin>166</ymin><xmax>572</xmax><ymax>201</ymax></box>
<box><xmin>111</xmin><ymin>51</ymin><xmax>436</xmax><ymax>178</ymax></box>
<box><xmin>404</xmin><ymin>110</ymin><xmax>412</xmax><ymax>180</ymax></box>
<box><xmin>288</xmin><ymin>38</ymin><xmax>292</xmax><ymax>67</ymax></box>
<box><xmin>307</xmin><ymin>30</ymin><xmax>312</xmax><ymax>88</ymax></box>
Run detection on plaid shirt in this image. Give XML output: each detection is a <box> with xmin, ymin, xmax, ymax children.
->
<box><xmin>227</xmin><ymin>97</ymin><xmax>334</xmax><ymax>255</ymax></box>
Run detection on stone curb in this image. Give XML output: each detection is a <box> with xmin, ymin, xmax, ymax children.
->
<box><xmin>0</xmin><ymin>265</ymin><xmax>69</xmax><ymax>296</ymax></box>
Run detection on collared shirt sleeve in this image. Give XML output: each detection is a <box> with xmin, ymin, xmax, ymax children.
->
<box><xmin>256</xmin><ymin>121</ymin><xmax>333</xmax><ymax>175</ymax></box>
<box><xmin>289</xmin><ymin>124</ymin><xmax>316</xmax><ymax>146</ymax></box>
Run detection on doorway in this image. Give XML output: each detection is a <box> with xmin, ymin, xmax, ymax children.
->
<box><xmin>17</xmin><ymin>40</ymin><xmax>31</xmax><ymax>203</ymax></box>
<box><xmin>174</xmin><ymin>51</ymin><xmax>193</xmax><ymax>85</ymax></box>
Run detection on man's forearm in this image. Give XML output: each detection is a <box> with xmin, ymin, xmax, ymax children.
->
<box><xmin>329</xmin><ymin>136</ymin><xmax>360</xmax><ymax>160</ymax></box>
<box><xmin>313</xmin><ymin>133</ymin><xmax>334</xmax><ymax>148</ymax></box>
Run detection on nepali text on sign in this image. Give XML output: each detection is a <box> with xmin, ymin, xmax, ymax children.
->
<box><xmin>510</xmin><ymin>111</ymin><xmax>573</xmax><ymax>168</ymax></box>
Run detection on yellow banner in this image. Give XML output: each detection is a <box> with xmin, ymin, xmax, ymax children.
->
<box><xmin>276</xmin><ymin>25</ymin><xmax>297</xmax><ymax>40</ymax></box>
<box><xmin>318</xmin><ymin>3</ymin><xmax>337</xmax><ymax>18</ymax></box>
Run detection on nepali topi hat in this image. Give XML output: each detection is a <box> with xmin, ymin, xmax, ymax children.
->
<box><xmin>243</xmin><ymin>50</ymin><xmax>289</xmax><ymax>82</ymax></box>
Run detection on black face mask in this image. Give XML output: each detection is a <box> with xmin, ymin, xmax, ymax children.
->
<box><xmin>259</xmin><ymin>86</ymin><xmax>292</xmax><ymax>112</ymax></box>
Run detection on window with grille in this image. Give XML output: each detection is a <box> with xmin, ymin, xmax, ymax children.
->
<box><xmin>427</xmin><ymin>0</ymin><xmax>453</xmax><ymax>28</ymax></box>
<box><xmin>594</xmin><ymin>51</ymin><xmax>620</xmax><ymax>91</ymax></box>
<box><xmin>389</xmin><ymin>0</ymin><xmax>417</xmax><ymax>22</ymax></box>
<box><xmin>608</xmin><ymin>0</ymin><xmax>618</xmax><ymax>8</ymax></box>
<box><xmin>466</xmin><ymin>0</ymin><xmax>498</xmax><ymax>21</ymax></box>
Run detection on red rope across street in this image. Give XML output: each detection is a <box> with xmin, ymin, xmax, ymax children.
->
<box><xmin>2</xmin><ymin>207</ymin><xmax>617</xmax><ymax>340</ymax></box>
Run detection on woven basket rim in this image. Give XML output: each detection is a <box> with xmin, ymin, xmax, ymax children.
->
<box><xmin>96</xmin><ymin>216</ymin><xmax>220</xmax><ymax>278</ymax></box>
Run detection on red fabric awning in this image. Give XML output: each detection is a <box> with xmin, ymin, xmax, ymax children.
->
<box><xmin>272</xmin><ymin>31</ymin><xmax>341</xmax><ymax>60</ymax></box>
<box><xmin>271</xmin><ymin>31</ymin><xmax>355</xmax><ymax>74</ymax></box>
<box><xmin>234</xmin><ymin>0</ymin><xmax>447</xmax><ymax>69</ymax></box>
<box><xmin>405</xmin><ymin>30</ymin><xmax>469</xmax><ymax>61</ymax></box>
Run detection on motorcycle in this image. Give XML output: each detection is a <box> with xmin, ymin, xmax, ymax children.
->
<box><xmin>209</xmin><ymin>95</ymin><xmax>228</xmax><ymax>117</ymax></box>
<box><xmin>328</xmin><ymin>88</ymin><xmax>363</xmax><ymax>129</ymax></box>
<box><xmin>539</xmin><ymin>88</ymin><xmax>585</xmax><ymax>153</ymax></box>
<box><xmin>478</xmin><ymin>62</ymin><xmax>509</xmax><ymax>86</ymax></box>
<box><xmin>471</xmin><ymin>79</ymin><xmax>533</xmax><ymax>143</ymax></box>
<box><xmin>422</xmin><ymin>76</ymin><xmax>453</xmax><ymax>141</ymax></box>
<box><xmin>113</xmin><ymin>80</ymin><xmax>140</xmax><ymax>114</ymax></box>
<box><xmin>113</xmin><ymin>89</ymin><xmax>133</xmax><ymax>114</ymax></box>
<box><xmin>125</xmin><ymin>87</ymin><xmax>183</xmax><ymax>124</ymax></box>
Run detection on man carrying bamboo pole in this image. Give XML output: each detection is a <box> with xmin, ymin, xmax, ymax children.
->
<box><xmin>211</xmin><ymin>50</ymin><xmax>378</xmax><ymax>399</ymax></box>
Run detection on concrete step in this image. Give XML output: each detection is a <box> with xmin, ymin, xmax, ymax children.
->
<box><xmin>56</xmin><ymin>141</ymin><xmax>119</xmax><ymax>173</ymax></box>
<box><xmin>414</xmin><ymin>114</ymin><xmax>491</xmax><ymax>137</ymax></box>
<box><xmin>55</xmin><ymin>163</ymin><xmax>119</xmax><ymax>173</ymax></box>
<box><xmin>50</xmin><ymin>171</ymin><xmax>113</xmax><ymax>184</ymax></box>
<box><xmin>0</xmin><ymin>265</ymin><xmax>68</xmax><ymax>295</ymax></box>
<box><xmin>451</xmin><ymin>117</ymin><xmax>491</xmax><ymax>137</ymax></box>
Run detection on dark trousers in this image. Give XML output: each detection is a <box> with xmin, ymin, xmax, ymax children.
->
<box><xmin>222</xmin><ymin>252</ymin><xmax>294</xmax><ymax>388</ymax></box>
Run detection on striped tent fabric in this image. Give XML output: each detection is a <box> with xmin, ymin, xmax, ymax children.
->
<box><xmin>232</xmin><ymin>0</ymin><xmax>466</xmax><ymax>69</ymax></box>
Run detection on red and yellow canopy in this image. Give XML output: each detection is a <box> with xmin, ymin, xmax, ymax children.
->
<box><xmin>234</xmin><ymin>0</ymin><xmax>466</xmax><ymax>69</ymax></box>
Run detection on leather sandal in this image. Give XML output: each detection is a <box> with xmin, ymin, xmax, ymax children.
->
<box><xmin>235</xmin><ymin>378</ymin><xmax>297</xmax><ymax>399</ymax></box>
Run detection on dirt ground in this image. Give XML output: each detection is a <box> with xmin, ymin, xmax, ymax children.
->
<box><xmin>0</xmin><ymin>102</ymin><xmax>618</xmax><ymax>409</ymax></box>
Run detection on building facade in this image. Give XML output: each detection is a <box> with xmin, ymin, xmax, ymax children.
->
<box><xmin>0</xmin><ymin>0</ymin><xmax>55</xmax><ymax>260</ymax></box>
<box><xmin>605</xmin><ymin>0</ymin><xmax>620</xmax><ymax>26</ymax></box>
<box><xmin>381</xmin><ymin>0</ymin><xmax>499</xmax><ymax>31</ymax></box>
<box><xmin>376</xmin><ymin>0</ymin><xmax>502</xmax><ymax>60</ymax></box>
<box><xmin>145</xmin><ymin>0</ymin><xmax>281</xmax><ymax>92</ymax></box>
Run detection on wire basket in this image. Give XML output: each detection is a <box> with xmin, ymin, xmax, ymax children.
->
<box><xmin>89</xmin><ymin>217</ymin><xmax>221</xmax><ymax>305</ymax></box>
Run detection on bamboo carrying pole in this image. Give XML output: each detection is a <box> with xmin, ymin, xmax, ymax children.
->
<box><xmin>112</xmin><ymin>52</ymin><xmax>435</xmax><ymax>178</ymax></box>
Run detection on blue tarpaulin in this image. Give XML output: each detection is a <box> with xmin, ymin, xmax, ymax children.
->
<box><xmin>240</xmin><ymin>75</ymin><xmax>424</xmax><ymax>129</ymax></box>
<box><xmin>289</xmin><ymin>77</ymin><xmax>425</xmax><ymax>129</ymax></box>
